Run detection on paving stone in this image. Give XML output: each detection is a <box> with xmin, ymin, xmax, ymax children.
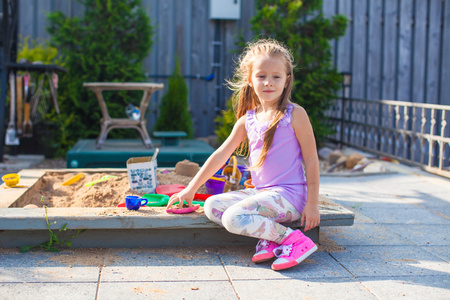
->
<box><xmin>0</xmin><ymin>250</ymin><xmax>99</xmax><ymax>283</ymax></box>
<box><xmin>366</xmin><ymin>179</ymin><xmax>450</xmax><ymax>197</ymax></box>
<box><xmin>330</xmin><ymin>246</ymin><xmax>449</xmax><ymax>277</ymax></box>
<box><xmin>100</xmin><ymin>248</ymin><xmax>228</xmax><ymax>282</ymax></box>
<box><xmin>413</xmin><ymin>192</ymin><xmax>450</xmax><ymax>218</ymax></box>
<box><xmin>217</xmin><ymin>249</ymin><xmax>353</xmax><ymax>280</ymax></box>
<box><xmin>385</xmin><ymin>224</ymin><xmax>450</xmax><ymax>246</ymax></box>
<box><xmin>330</xmin><ymin>193</ymin><xmax>424</xmax><ymax>207</ymax></box>
<box><xmin>356</xmin><ymin>207</ymin><xmax>450</xmax><ymax>225</ymax></box>
<box><xmin>102</xmin><ymin>264</ymin><xmax>228</xmax><ymax>282</ymax></box>
<box><xmin>351</xmin><ymin>210</ymin><xmax>377</xmax><ymax>224</ymax></box>
<box><xmin>320</xmin><ymin>223</ymin><xmax>414</xmax><ymax>246</ymax></box>
<box><xmin>0</xmin><ymin>283</ymin><xmax>97</xmax><ymax>300</ymax></box>
<box><xmin>320</xmin><ymin>177</ymin><xmax>376</xmax><ymax>194</ymax></box>
<box><xmin>358</xmin><ymin>275</ymin><xmax>450</xmax><ymax>300</ymax></box>
<box><xmin>232</xmin><ymin>278</ymin><xmax>377</xmax><ymax>299</ymax></box>
<box><xmin>421</xmin><ymin>246</ymin><xmax>450</xmax><ymax>263</ymax></box>
<box><xmin>97</xmin><ymin>281</ymin><xmax>237</xmax><ymax>300</ymax></box>
<box><xmin>411</xmin><ymin>189</ymin><xmax>450</xmax><ymax>203</ymax></box>
<box><xmin>0</xmin><ymin>266</ymin><xmax>99</xmax><ymax>284</ymax></box>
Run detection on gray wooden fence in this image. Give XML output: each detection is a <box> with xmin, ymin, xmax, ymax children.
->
<box><xmin>16</xmin><ymin>0</ymin><xmax>450</xmax><ymax>137</ymax></box>
<box><xmin>324</xmin><ymin>0</ymin><xmax>450</xmax><ymax>108</ymax></box>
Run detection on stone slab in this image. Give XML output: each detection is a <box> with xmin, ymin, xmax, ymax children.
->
<box><xmin>0</xmin><ymin>267</ymin><xmax>99</xmax><ymax>283</ymax></box>
<box><xmin>97</xmin><ymin>281</ymin><xmax>237</xmax><ymax>300</ymax></box>
<box><xmin>366</xmin><ymin>178</ymin><xmax>450</xmax><ymax>198</ymax></box>
<box><xmin>385</xmin><ymin>224</ymin><xmax>450</xmax><ymax>246</ymax></box>
<box><xmin>0</xmin><ymin>283</ymin><xmax>97</xmax><ymax>300</ymax></box>
<box><xmin>0</xmin><ymin>169</ymin><xmax>46</xmax><ymax>208</ymax></box>
<box><xmin>100</xmin><ymin>248</ymin><xmax>229</xmax><ymax>282</ymax></box>
<box><xmin>358</xmin><ymin>275</ymin><xmax>450</xmax><ymax>300</ymax></box>
<box><xmin>330</xmin><ymin>246</ymin><xmax>449</xmax><ymax>277</ymax></box>
<box><xmin>355</xmin><ymin>207</ymin><xmax>450</xmax><ymax>225</ymax></box>
<box><xmin>421</xmin><ymin>246</ymin><xmax>450</xmax><ymax>263</ymax></box>
<box><xmin>0</xmin><ymin>154</ymin><xmax>44</xmax><ymax>175</ymax></box>
<box><xmin>217</xmin><ymin>248</ymin><xmax>353</xmax><ymax>280</ymax></box>
<box><xmin>232</xmin><ymin>278</ymin><xmax>377</xmax><ymax>299</ymax></box>
<box><xmin>320</xmin><ymin>223</ymin><xmax>415</xmax><ymax>246</ymax></box>
<box><xmin>328</xmin><ymin>193</ymin><xmax>425</xmax><ymax>208</ymax></box>
<box><xmin>0</xmin><ymin>250</ymin><xmax>100</xmax><ymax>283</ymax></box>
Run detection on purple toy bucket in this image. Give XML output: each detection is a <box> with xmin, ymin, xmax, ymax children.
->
<box><xmin>237</xmin><ymin>165</ymin><xmax>250</xmax><ymax>185</ymax></box>
<box><xmin>205</xmin><ymin>175</ymin><xmax>226</xmax><ymax>195</ymax></box>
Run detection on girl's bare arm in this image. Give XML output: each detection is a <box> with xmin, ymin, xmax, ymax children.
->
<box><xmin>291</xmin><ymin>105</ymin><xmax>321</xmax><ymax>231</ymax></box>
<box><xmin>166</xmin><ymin>116</ymin><xmax>247</xmax><ymax>208</ymax></box>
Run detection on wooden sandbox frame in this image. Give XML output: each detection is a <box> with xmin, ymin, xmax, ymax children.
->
<box><xmin>0</xmin><ymin>169</ymin><xmax>354</xmax><ymax>248</ymax></box>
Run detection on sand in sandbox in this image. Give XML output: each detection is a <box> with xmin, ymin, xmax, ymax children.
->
<box><xmin>15</xmin><ymin>170</ymin><xmax>334</xmax><ymax>209</ymax></box>
<box><xmin>16</xmin><ymin>171</ymin><xmax>207</xmax><ymax>208</ymax></box>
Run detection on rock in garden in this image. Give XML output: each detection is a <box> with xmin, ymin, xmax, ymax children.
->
<box><xmin>175</xmin><ymin>160</ymin><xmax>199</xmax><ymax>177</ymax></box>
<box><xmin>336</xmin><ymin>155</ymin><xmax>348</xmax><ymax>165</ymax></box>
<box><xmin>318</xmin><ymin>147</ymin><xmax>334</xmax><ymax>160</ymax></box>
<box><xmin>345</xmin><ymin>153</ymin><xmax>365</xmax><ymax>169</ymax></box>
<box><xmin>363</xmin><ymin>161</ymin><xmax>386</xmax><ymax>173</ymax></box>
<box><xmin>328</xmin><ymin>149</ymin><xmax>345</xmax><ymax>165</ymax></box>
<box><xmin>23</xmin><ymin>204</ymin><xmax>39</xmax><ymax>208</ymax></box>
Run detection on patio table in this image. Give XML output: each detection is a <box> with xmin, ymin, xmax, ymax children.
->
<box><xmin>83</xmin><ymin>82</ymin><xmax>164</xmax><ymax>149</ymax></box>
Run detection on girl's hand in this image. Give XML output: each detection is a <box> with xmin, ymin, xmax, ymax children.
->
<box><xmin>166</xmin><ymin>188</ymin><xmax>195</xmax><ymax>209</ymax></box>
<box><xmin>300</xmin><ymin>203</ymin><xmax>320</xmax><ymax>232</ymax></box>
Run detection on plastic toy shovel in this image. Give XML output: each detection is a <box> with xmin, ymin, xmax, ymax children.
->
<box><xmin>85</xmin><ymin>175</ymin><xmax>117</xmax><ymax>186</ymax></box>
<box><xmin>62</xmin><ymin>173</ymin><xmax>85</xmax><ymax>186</ymax></box>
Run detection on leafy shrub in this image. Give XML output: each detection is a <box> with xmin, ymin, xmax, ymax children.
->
<box><xmin>45</xmin><ymin>0</ymin><xmax>154</xmax><ymax>156</ymax></box>
<box><xmin>216</xmin><ymin>0</ymin><xmax>347</xmax><ymax>143</ymax></box>
<box><xmin>154</xmin><ymin>59</ymin><xmax>193</xmax><ymax>138</ymax></box>
<box><xmin>17</xmin><ymin>36</ymin><xmax>60</xmax><ymax>64</ymax></box>
<box><xmin>214</xmin><ymin>98</ymin><xmax>235</xmax><ymax>143</ymax></box>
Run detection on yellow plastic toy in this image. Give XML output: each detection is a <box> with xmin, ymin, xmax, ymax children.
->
<box><xmin>1</xmin><ymin>173</ymin><xmax>27</xmax><ymax>188</ymax></box>
<box><xmin>62</xmin><ymin>173</ymin><xmax>85</xmax><ymax>186</ymax></box>
<box><xmin>2</xmin><ymin>173</ymin><xmax>20</xmax><ymax>186</ymax></box>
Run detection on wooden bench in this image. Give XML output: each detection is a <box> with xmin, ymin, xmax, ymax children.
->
<box><xmin>153</xmin><ymin>131</ymin><xmax>187</xmax><ymax>146</ymax></box>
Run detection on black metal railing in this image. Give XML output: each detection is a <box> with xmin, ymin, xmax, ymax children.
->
<box><xmin>326</xmin><ymin>98</ymin><xmax>450</xmax><ymax>178</ymax></box>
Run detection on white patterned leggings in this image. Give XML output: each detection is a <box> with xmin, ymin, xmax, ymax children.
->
<box><xmin>204</xmin><ymin>188</ymin><xmax>302</xmax><ymax>244</ymax></box>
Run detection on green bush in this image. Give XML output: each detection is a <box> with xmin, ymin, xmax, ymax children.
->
<box><xmin>214</xmin><ymin>98</ymin><xmax>235</xmax><ymax>143</ymax></box>
<box><xmin>154</xmin><ymin>59</ymin><xmax>193</xmax><ymax>138</ymax></box>
<box><xmin>46</xmin><ymin>0</ymin><xmax>154</xmax><ymax>156</ymax></box>
<box><xmin>17</xmin><ymin>36</ymin><xmax>60</xmax><ymax>64</ymax></box>
<box><xmin>216</xmin><ymin>0</ymin><xmax>347</xmax><ymax>143</ymax></box>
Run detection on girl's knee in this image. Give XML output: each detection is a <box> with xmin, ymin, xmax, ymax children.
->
<box><xmin>204</xmin><ymin>196</ymin><xmax>224</xmax><ymax>223</ymax></box>
<box><xmin>221</xmin><ymin>206</ymin><xmax>242</xmax><ymax>234</ymax></box>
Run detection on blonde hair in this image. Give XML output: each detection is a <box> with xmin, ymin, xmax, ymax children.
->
<box><xmin>228</xmin><ymin>39</ymin><xmax>295</xmax><ymax>169</ymax></box>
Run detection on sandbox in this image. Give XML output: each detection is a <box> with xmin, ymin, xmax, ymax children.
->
<box><xmin>0</xmin><ymin>168</ymin><xmax>354</xmax><ymax>248</ymax></box>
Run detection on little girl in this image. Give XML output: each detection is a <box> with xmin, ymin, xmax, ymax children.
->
<box><xmin>167</xmin><ymin>39</ymin><xmax>320</xmax><ymax>271</ymax></box>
